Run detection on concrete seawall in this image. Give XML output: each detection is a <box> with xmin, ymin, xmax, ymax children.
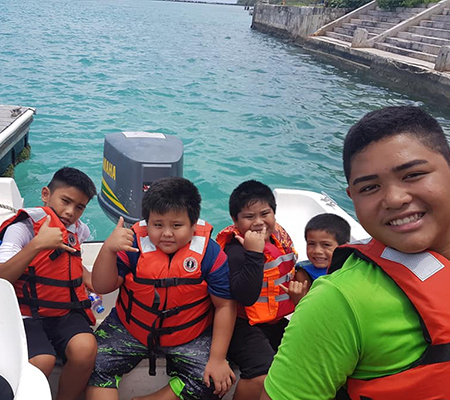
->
<box><xmin>251</xmin><ymin>5</ymin><xmax>450</xmax><ymax>107</ymax></box>
<box><xmin>252</xmin><ymin>5</ymin><xmax>348</xmax><ymax>40</ymax></box>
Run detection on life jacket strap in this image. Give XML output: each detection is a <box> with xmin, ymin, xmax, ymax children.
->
<box><xmin>411</xmin><ymin>342</ymin><xmax>450</xmax><ymax>367</ymax></box>
<box><xmin>18</xmin><ymin>297</ymin><xmax>91</xmax><ymax>310</ymax></box>
<box><xmin>19</xmin><ymin>274</ymin><xmax>83</xmax><ymax>288</ymax></box>
<box><xmin>133</xmin><ymin>276</ymin><xmax>204</xmax><ymax>287</ymax></box>
<box><xmin>49</xmin><ymin>247</ymin><xmax>81</xmax><ymax>261</ymax></box>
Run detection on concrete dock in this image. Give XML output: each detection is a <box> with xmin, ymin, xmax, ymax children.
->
<box><xmin>0</xmin><ymin>105</ymin><xmax>36</xmax><ymax>176</ymax></box>
<box><xmin>251</xmin><ymin>1</ymin><xmax>450</xmax><ymax>106</ymax></box>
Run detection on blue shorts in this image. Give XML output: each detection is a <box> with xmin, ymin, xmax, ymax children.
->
<box><xmin>89</xmin><ymin>309</ymin><xmax>219</xmax><ymax>400</ymax></box>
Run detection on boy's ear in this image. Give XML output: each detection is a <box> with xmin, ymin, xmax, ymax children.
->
<box><xmin>41</xmin><ymin>186</ymin><xmax>51</xmax><ymax>204</ymax></box>
<box><xmin>346</xmin><ymin>187</ymin><xmax>352</xmax><ymax>199</ymax></box>
<box><xmin>191</xmin><ymin>222</ymin><xmax>197</xmax><ymax>232</ymax></box>
<box><xmin>231</xmin><ymin>217</ymin><xmax>238</xmax><ymax>226</ymax></box>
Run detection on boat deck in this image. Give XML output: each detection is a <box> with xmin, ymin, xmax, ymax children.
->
<box><xmin>0</xmin><ymin>105</ymin><xmax>35</xmax><ymax>176</ymax></box>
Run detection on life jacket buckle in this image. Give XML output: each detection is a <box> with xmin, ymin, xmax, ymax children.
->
<box><xmin>161</xmin><ymin>306</ymin><xmax>180</xmax><ymax>318</ymax></box>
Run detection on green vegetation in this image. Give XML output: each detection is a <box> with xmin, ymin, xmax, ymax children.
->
<box><xmin>377</xmin><ymin>0</ymin><xmax>434</xmax><ymax>8</ymax></box>
<box><xmin>240</xmin><ymin>0</ymin><xmax>435</xmax><ymax>9</ymax></box>
<box><xmin>238</xmin><ymin>0</ymin><xmax>324</xmax><ymax>6</ymax></box>
<box><xmin>328</xmin><ymin>0</ymin><xmax>370</xmax><ymax>8</ymax></box>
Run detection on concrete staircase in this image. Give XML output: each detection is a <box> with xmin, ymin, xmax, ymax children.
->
<box><xmin>325</xmin><ymin>6</ymin><xmax>428</xmax><ymax>44</ymax></box>
<box><xmin>374</xmin><ymin>8</ymin><xmax>450</xmax><ymax>63</ymax></box>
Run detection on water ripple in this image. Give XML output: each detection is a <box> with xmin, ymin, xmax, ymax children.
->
<box><xmin>2</xmin><ymin>0</ymin><xmax>450</xmax><ymax>239</ymax></box>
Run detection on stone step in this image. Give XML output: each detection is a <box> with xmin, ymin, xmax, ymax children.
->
<box><xmin>430</xmin><ymin>14</ymin><xmax>450</xmax><ymax>23</ymax></box>
<box><xmin>420</xmin><ymin>19</ymin><xmax>450</xmax><ymax>30</ymax></box>
<box><xmin>367</xmin><ymin>10</ymin><xmax>418</xmax><ymax>19</ymax></box>
<box><xmin>354</xmin><ymin>14</ymin><xmax>403</xmax><ymax>24</ymax></box>
<box><xmin>397</xmin><ymin>31</ymin><xmax>450</xmax><ymax>46</ymax></box>
<box><xmin>409</xmin><ymin>25</ymin><xmax>450</xmax><ymax>40</ymax></box>
<box><xmin>350</xmin><ymin>19</ymin><xmax>396</xmax><ymax>30</ymax></box>
<box><xmin>325</xmin><ymin>31</ymin><xmax>353</xmax><ymax>43</ymax></box>
<box><xmin>443</xmin><ymin>8</ymin><xmax>450</xmax><ymax>16</ymax></box>
<box><xmin>342</xmin><ymin>23</ymin><xmax>385</xmax><ymax>35</ymax></box>
<box><xmin>334</xmin><ymin>26</ymin><xmax>354</xmax><ymax>36</ymax></box>
<box><xmin>374</xmin><ymin>42</ymin><xmax>437</xmax><ymax>63</ymax></box>
<box><xmin>385</xmin><ymin>36</ymin><xmax>442</xmax><ymax>55</ymax></box>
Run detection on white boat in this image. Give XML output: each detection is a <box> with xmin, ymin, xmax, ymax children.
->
<box><xmin>0</xmin><ymin>175</ymin><xmax>368</xmax><ymax>399</ymax></box>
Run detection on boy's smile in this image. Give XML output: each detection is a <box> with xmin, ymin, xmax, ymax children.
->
<box><xmin>41</xmin><ymin>186</ymin><xmax>89</xmax><ymax>227</ymax></box>
<box><xmin>147</xmin><ymin>210</ymin><xmax>196</xmax><ymax>254</ymax></box>
<box><xmin>347</xmin><ymin>134</ymin><xmax>450</xmax><ymax>258</ymax></box>
<box><xmin>233</xmin><ymin>200</ymin><xmax>275</xmax><ymax>241</ymax></box>
<box><xmin>306</xmin><ymin>230</ymin><xmax>339</xmax><ymax>269</ymax></box>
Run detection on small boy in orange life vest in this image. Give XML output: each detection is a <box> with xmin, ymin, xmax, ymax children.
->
<box><xmin>0</xmin><ymin>167</ymin><xmax>98</xmax><ymax>400</ymax></box>
<box><xmin>261</xmin><ymin>106</ymin><xmax>450</xmax><ymax>400</ymax></box>
<box><xmin>86</xmin><ymin>177</ymin><xmax>236</xmax><ymax>400</ymax></box>
<box><xmin>216</xmin><ymin>180</ymin><xmax>308</xmax><ymax>400</ymax></box>
<box><xmin>295</xmin><ymin>213</ymin><xmax>351</xmax><ymax>287</ymax></box>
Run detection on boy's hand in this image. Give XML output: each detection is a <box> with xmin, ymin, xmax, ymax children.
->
<box><xmin>235</xmin><ymin>227</ymin><xmax>266</xmax><ymax>253</ymax></box>
<box><xmin>104</xmin><ymin>217</ymin><xmax>138</xmax><ymax>253</ymax></box>
<box><xmin>204</xmin><ymin>357</ymin><xmax>236</xmax><ymax>398</ymax></box>
<box><xmin>280</xmin><ymin>280</ymin><xmax>309</xmax><ymax>306</ymax></box>
<box><xmin>33</xmin><ymin>215</ymin><xmax>76</xmax><ymax>253</ymax></box>
<box><xmin>82</xmin><ymin>266</ymin><xmax>96</xmax><ymax>293</ymax></box>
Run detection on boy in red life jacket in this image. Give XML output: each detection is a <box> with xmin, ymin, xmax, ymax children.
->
<box><xmin>261</xmin><ymin>106</ymin><xmax>450</xmax><ymax>400</ymax></box>
<box><xmin>86</xmin><ymin>177</ymin><xmax>236</xmax><ymax>400</ymax></box>
<box><xmin>295</xmin><ymin>213</ymin><xmax>350</xmax><ymax>286</ymax></box>
<box><xmin>216</xmin><ymin>180</ymin><xmax>309</xmax><ymax>400</ymax></box>
<box><xmin>0</xmin><ymin>167</ymin><xmax>98</xmax><ymax>400</ymax></box>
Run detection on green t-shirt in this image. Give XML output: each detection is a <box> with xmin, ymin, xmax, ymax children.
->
<box><xmin>264</xmin><ymin>253</ymin><xmax>427</xmax><ymax>400</ymax></box>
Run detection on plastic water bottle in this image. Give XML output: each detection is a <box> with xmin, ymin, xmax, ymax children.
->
<box><xmin>88</xmin><ymin>292</ymin><xmax>105</xmax><ymax>314</ymax></box>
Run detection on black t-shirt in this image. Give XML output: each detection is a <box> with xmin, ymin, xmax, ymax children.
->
<box><xmin>225</xmin><ymin>237</ymin><xmax>265</xmax><ymax>306</ymax></box>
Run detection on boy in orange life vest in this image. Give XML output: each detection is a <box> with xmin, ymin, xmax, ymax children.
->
<box><xmin>86</xmin><ymin>177</ymin><xmax>236</xmax><ymax>400</ymax></box>
<box><xmin>216</xmin><ymin>180</ymin><xmax>309</xmax><ymax>400</ymax></box>
<box><xmin>0</xmin><ymin>167</ymin><xmax>98</xmax><ymax>400</ymax></box>
<box><xmin>261</xmin><ymin>106</ymin><xmax>450</xmax><ymax>400</ymax></box>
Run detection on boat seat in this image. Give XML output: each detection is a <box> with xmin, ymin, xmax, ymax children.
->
<box><xmin>0</xmin><ymin>278</ymin><xmax>52</xmax><ymax>400</ymax></box>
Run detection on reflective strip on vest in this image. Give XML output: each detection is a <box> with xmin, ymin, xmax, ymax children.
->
<box><xmin>264</xmin><ymin>253</ymin><xmax>295</xmax><ymax>270</ymax></box>
<box><xmin>197</xmin><ymin>219</ymin><xmax>206</xmax><ymax>226</ymax></box>
<box><xmin>350</xmin><ymin>237</ymin><xmax>372</xmax><ymax>246</ymax></box>
<box><xmin>140</xmin><ymin>236</ymin><xmax>157</xmax><ymax>253</ymax></box>
<box><xmin>257</xmin><ymin>293</ymin><xmax>290</xmax><ymax>303</ymax></box>
<box><xmin>139</xmin><ymin>220</ymin><xmax>147</xmax><ymax>227</ymax></box>
<box><xmin>381</xmin><ymin>247</ymin><xmax>444</xmax><ymax>282</ymax></box>
<box><xmin>24</xmin><ymin>208</ymin><xmax>46</xmax><ymax>223</ymax></box>
<box><xmin>190</xmin><ymin>236</ymin><xmax>206</xmax><ymax>255</ymax></box>
<box><xmin>261</xmin><ymin>272</ymin><xmax>293</xmax><ymax>288</ymax></box>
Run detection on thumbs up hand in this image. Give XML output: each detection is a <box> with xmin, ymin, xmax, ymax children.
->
<box><xmin>104</xmin><ymin>217</ymin><xmax>139</xmax><ymax>253</ymax></box>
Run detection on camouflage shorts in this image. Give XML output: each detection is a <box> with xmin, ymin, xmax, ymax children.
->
<box><xmin>88</xmin><ymin>309</ymin><xmax>218</xmax><ymax>400</ymax></box>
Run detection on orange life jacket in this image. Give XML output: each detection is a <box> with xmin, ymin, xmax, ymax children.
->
<box><xmin>329</xmin><ymin>238</ymin><xmax>450</xmax><ymax>400</ymax></box>
<box><xmin>0</xmin><ymin>207</ymin><xmax>95</xmax><ymax>324</ymax></box>
<box><xmin>115</xmin><ymin>219</ymin><xmax>214</xmax><ymax>375</ymax></box>
<box><xmin>216</xmin><ymin>223</ymin><xmax>296</xmax><ymax>325</ymax></box>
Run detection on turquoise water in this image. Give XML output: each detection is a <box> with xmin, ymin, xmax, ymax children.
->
<box><xmin>2</xmin><ymin>0</ymin><xmax>450</xmax><ymax>240</ymax></box>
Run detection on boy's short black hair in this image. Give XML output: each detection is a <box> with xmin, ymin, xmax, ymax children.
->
<box><xmin>343</xmin><ymin>106</ymin><xmax>450</xmax><ymax>182</ymax></box>
<box><xmin>304</xmin><ymin>213</ymin><xmax>351</xmax><ymax>245</ymax></box>
<box><xmin>141</xmin><ymin>177</ymin><xmax>201</xmax><ymax>225</ymax></box>
<box><xmin>229</xmin><ymin>180</ymin><xmax>276</xmax><ymax>220</ymax></box>
<box><xmin>48</xmin><ymin>167</ymin><xmax>97</xmax><ymax>200</ymax></box>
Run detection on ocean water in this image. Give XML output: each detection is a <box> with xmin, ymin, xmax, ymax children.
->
<box><xmin>1</xmin><ymin>0</ymin><xmax>450</xmax><ymax>240</ymax></box>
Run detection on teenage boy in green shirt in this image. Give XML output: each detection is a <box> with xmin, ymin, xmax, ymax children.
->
<box><xmin>261</xmin><ymin>106</ymin><xmax>450</xmax><ymax>400</ymax></box>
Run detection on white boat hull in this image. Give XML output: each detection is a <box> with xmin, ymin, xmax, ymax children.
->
<box><xmin>0</xmin><ymin>178</ymin><xmax>367</xmax><ymax>399</ymax></box>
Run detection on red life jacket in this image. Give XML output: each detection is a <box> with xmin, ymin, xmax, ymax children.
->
<box><xmin>0</xmin><ymin>207</ymin><xmax>95</xmax><ymax>324</ymax></box>
<box><xmin>329</xmin><ymin>238</ymin><xmax>450</xmax><ymax>400</ymax></box>
<box><xmin>216</xmin><ymin>223</ymin><xmax>296</xmax><ymax>325</ymax></box>
<box><xmin>115</xmin><ymin>219</ymin><xmax>214</xmax><ymax>375</ymax></box>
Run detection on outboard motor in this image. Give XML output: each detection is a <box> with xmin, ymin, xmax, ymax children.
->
<box><xmin>98</xmin><ymin>131</ymin><xmax>183</xmax><ymax>225</ymax></box>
